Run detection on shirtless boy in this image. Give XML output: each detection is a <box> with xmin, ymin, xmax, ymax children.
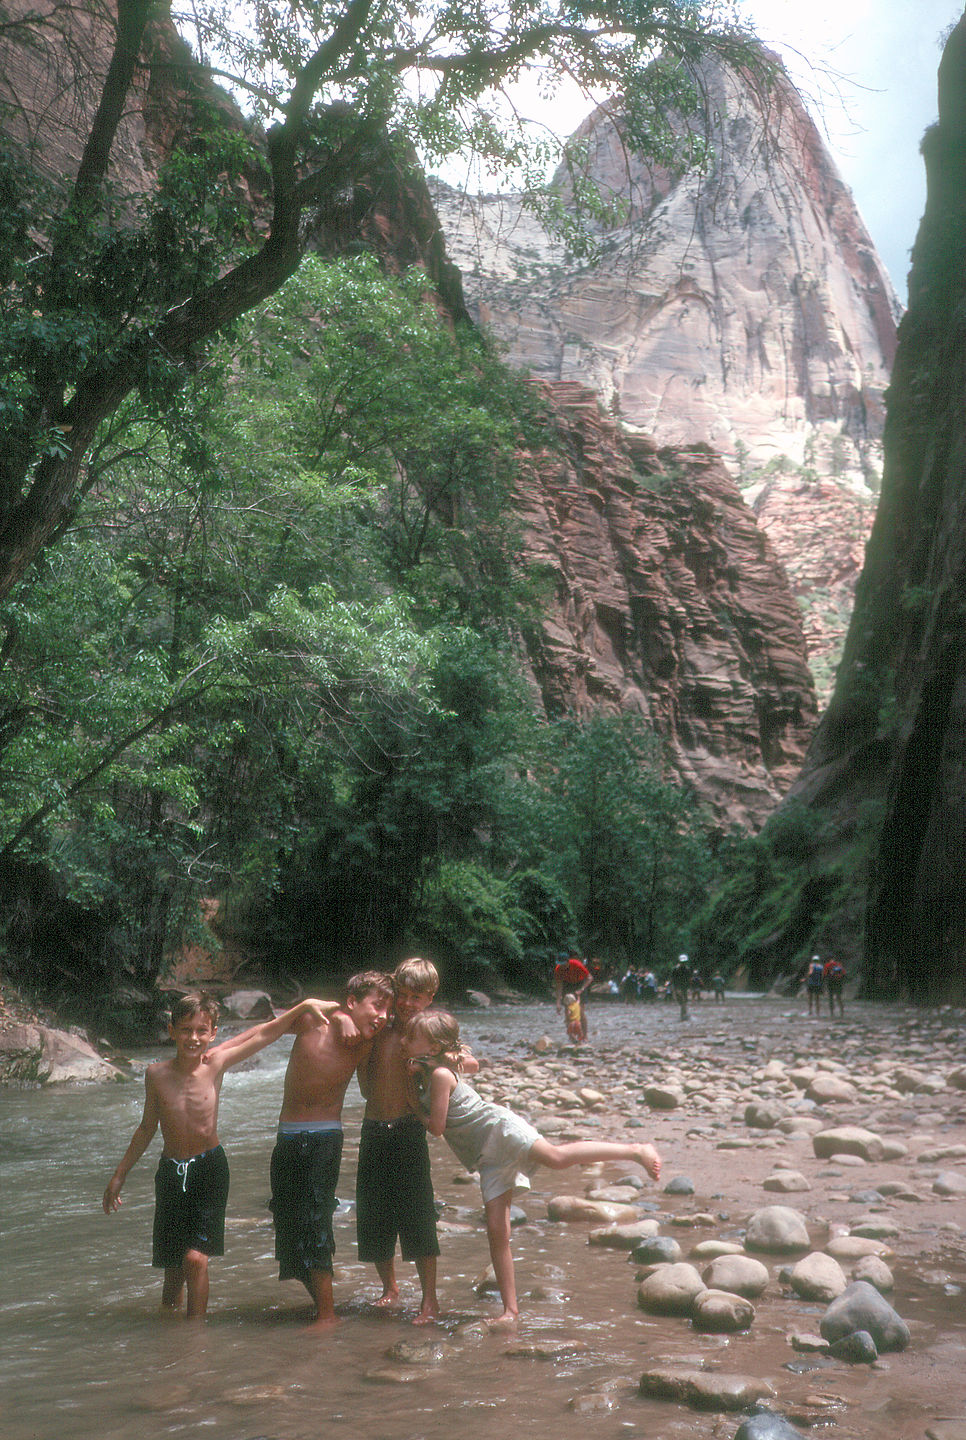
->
<box><xmin>269</xmin><ymin>969</ymin><xmax>393</xmax><ymax>1329</ymax></box>
<box><xmin>103</xmin><ymin>991</ymin><xmax>336</xmax><ymax>1319</ymax></box>
<box><xmin>355</xmin><ymin>958</ymin><xmax>443</xmax><ymax>1323</ymax></box>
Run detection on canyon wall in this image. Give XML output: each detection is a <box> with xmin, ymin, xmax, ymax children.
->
<box><xmin>433</xmin><ymin>52</ymin><xmax>899</xmax><ymax>693</ymax></box>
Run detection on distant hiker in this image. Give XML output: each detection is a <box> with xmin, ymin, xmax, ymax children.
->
<box><xmin>671</xmin><ymin>953</ymin><xmax>691</xmax><ymax>1021</ymax></box>
<box><xmin>806</xmin><ymin>955</ymin><xmax>825</xmax><ymax>1015</ymax></box>
<box><xmin>553</xmin><ymin>952</ymin><xmax>592</xmax><ymax>1040</ymax></box>
<box><xmin>711</xmin><ymin>971</ymin><xmax>726</xmax><ymax>1003</ymax></box>
<box><xmin>823</xmin><ymin>956</ymin><xmax>846</xmax><ymax>1017</ymax></box>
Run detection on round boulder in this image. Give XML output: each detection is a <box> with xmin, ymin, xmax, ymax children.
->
<box><xmin>691</xmin><ymin>1288</ymin><xmax>755</xmax><ymax>1332</ymax></box>
<box><xmin>637</xmin><ymin>1263</ymin><xmax>707</xmax><ymax>1316</ymax></box>
<box><xmin>788</xmin><ymin>1252</ymin><xmax>848</xmax><ymax>1303</ymax></box>
<box><xmin>820</xmin><ymin>1280</ymin><xmax>910</xmax><ymax>1352</ymax></box>
<box><xmin>702</xmin><ymin>1255</ymin><xmax>770</xmax><ymax>1298</ymax></box>
<box><xmin>745</xmin><ymin>1205</ymin><xmax>810</xmax><ymax>1254</ymax></box>
<box><xmin>813</xmin><ymin>1126</ymin><xmax>885</xmax><ymax>1162</ymax></box>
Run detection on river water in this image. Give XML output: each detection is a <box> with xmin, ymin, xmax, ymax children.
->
<box><xmin>3</xmin><ymin>998</ymin><xmax>965</xmax><ymax>1439</ymax></box>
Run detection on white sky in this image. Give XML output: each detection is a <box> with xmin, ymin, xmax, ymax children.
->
<box><xmin>739</xmin><ymin>0</ymin><xmax>961</xmax><ymax>303</ymax></box>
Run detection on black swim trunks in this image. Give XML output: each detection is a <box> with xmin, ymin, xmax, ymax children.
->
<box><xmin>152</xmin><ymin>1145</ymin><xmax>230</xmax><ymax>1268</ymax></box>
<box><xmin>269</xmin><ymin>1127</ymin><xmax>343</xmax><ymax>1283</ymax></box>
<box><xmin>356</xmin><ymin>1115</ymin><xmax>439</xmax><ymax>1264</ymax></box>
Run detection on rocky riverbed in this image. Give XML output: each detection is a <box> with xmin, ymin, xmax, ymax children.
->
<box><xmin>3</xmin><ymin>993</ymin><xmax>965</xmax><ymax>1440</ymax></box>
<box><xmin>447</xmin><ymin>997</ymin><xmax>966</xmax><ymax>1438</ymax></box>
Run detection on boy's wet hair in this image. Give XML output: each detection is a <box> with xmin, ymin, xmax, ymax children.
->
<box><xmin>344</xmin><ymin>970</ymin><xmax>394</xmax><ymax>1003</ymax></box>
<box><xmin>393</xmin><ymin>956</ymin><xmax>439</xmax><ymax>995</ymax></box>
<box><xmin>170</xmin><ymin>992</ymin><xmax>220</xmax><ymax>1027</ymax></box>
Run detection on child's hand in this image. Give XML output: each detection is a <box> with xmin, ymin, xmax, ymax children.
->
<box><xmin>102</xmin><ymin>1177</ymin><xmax>123</xmax><ymax>1214</ymax></box>
<box><xmin>301</xmin><ymin>999</ymin><xmax>332</xmax><ymax>1027</ymax></box>
<box><xmin>330</xmin><ymin>1011</ymin><xmax>362</xmax><ymax>1045</ymax></box>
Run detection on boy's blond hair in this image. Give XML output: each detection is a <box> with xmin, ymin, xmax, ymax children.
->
<box><xmin>393</xmin><ymin>956</ymin><xmax>439</xmax><ymax>996</ymax></box>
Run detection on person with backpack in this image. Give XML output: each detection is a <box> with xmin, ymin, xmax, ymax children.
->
<box><xmin>805</xmin><ymin>955</ymin><xmax>825</xmax><ymax>1015</ymax></box>
<box><xmin>823</xmin><ymin>956</ymin><xmax>846</xmax><ymax>1017</ymax></box>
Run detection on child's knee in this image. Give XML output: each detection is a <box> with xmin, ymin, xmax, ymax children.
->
<box><xmin>183</xmin><ymin>1249</ymin><xmax>209</xmax><ymax>1277</ymax></box>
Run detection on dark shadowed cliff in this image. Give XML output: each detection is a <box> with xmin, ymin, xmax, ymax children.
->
<box><xmin>785</xmin><ymin>14</ymin><xmax>966</xmax><ymax>1002</ymax></box>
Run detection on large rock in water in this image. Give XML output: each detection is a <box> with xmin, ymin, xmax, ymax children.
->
<box><xmin>820</xmin><ymin>1280</ymin><xmax>911</xmax><ymax>1353</ymax></box>
<box><xmin>0</xmin><ymin>1023</ymin><xmax>124</xmax><ymax>1084</ymax></box>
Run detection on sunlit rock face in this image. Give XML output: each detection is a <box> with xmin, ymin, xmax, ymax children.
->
<box><xmin>433</xmin><ymin>51</ymin><xmax>899</xmax><ymax>694</ymax></box>
<box><xmin>516</xmin><ymin>382</ymin><xmax>818</xmax><ymax>828</ymax></box>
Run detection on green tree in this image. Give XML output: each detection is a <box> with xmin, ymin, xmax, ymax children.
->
<box><xmin>497</xmin><ymin>713</ymin><xmax>714</xmax><ymax>966</ymax></box>
<box><xmin>0</xmin><ymin>0</ymin><xmax>764</xmax><ymax>597</ymax></box>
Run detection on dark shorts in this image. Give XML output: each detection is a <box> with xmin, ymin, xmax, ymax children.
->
<box><xmin>269</xmin><ymin>1128</ymin><xmax>343</xmax><ymax>1283</ymax></box>
<box><xmin>356</xmin><ymin>1115</ymin><xmax>439</xmax><ymax>1264</ymax></box>
<box><xmin>152</xmin><ymin>1145</ymin><xmax>230</xmax><ymax>1269</ymax></box>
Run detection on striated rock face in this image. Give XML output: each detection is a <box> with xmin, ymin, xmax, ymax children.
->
<box><xmin>434</xmin><ymin>51</ymin><xmax>899</xmax><ymax>692</ymax></box>
<box><xmin>517</xmin><ymin>382</ymin><xmax>817</xmax><ymax>827</ymax></box>
<box><xmin>435</xmin><ymin>52</ymin><xmax>898</xmax><ymax>483</ymax></box>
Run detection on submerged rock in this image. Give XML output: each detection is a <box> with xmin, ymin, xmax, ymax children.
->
<box><xmin>638</xmin><ymin>1366</ymin><xmax>775</xmax><ymax>1412</ymax></box>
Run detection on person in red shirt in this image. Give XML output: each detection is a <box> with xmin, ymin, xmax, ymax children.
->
<box><xmin>553</xmin><ymin>953</ymin><xmax>592</xmax><ymax>1041</ymax></box>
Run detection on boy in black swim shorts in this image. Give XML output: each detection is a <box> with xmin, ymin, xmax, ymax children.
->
<box><xmin>269</xmin><ymin>971</ymin><xmax>393</xmax><ymax>1328</ymax></box>
<box><xmin>103</xmin><ymin>991</ymin><xmax>338</xmax><ymax>1318</ymax></box>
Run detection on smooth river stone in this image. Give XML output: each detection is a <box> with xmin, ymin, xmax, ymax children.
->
<box><xmin>638</xmin><ymin>1367</ymin><xmax>775</xmax><ymax>1412</ymax></box>
<box><xmin>702</xmin><ymin>1254</ymin><xmax>770</xmax><ymax>1298</ymax></box>
<box><xmin>788</xmin><ymin>1252</ymin><xmax>847</xmax><ymax>1302</ymax></box>
<box><xmin>691</xmin><ymin>1288</ymin><xmax>756</xmax><ymax>1332</ymax></box>
<box><xmin>546</xmin><ymin>1196</ymin><xmax>639</xmax><ymax>1224</ymax></box>
<box><xmin>636</xmin><ymin>1263</ymin><xmax>706</xmax><ymax>1316</ymax></box>
<box><xmin>813</xmin><ymin>1126</ymin><xmax>886</xmax><ymax>1162</ymax></box>
<box><xmin>744</xmin><ymin>1205</ymin><xmax>810</xmax><ymax>1253</ymax></box>
<box><xmin>820</xmin><ymin>1280</ymin><xmax>910</xmax><ymax>1352</ymax></box>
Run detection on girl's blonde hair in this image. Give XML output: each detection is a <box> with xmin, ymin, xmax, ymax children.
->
<box><xmin>405</xmin><ymin>1008</ymin><xmax>465</xmax><ymax>1073</ymax></box>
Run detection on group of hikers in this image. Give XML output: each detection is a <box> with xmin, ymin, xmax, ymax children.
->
<box><xmin>103</xmin><ymin>958</ymin><xmax>661</xmax><ymax>1328</ymax></box>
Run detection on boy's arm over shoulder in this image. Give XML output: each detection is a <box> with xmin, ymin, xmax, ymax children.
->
<box><xmin>210</xmin><ymin>998</ymin><xmax>339</xmax><ymax>1073</ymax></box>
<box><xmin>102</xmin><ymin>1065</ymin><xmax>162</xmax><ymax>1213</ymax></box>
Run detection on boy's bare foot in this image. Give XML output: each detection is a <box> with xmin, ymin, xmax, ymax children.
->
<box><xmin>486</xmin><ymin>1310</ymin><xmax>518</xmax><ymax>1331</ymax></box>
<box><xmin>303</xmin><ymin>1312</ymin><xmax>340</xmax><ymax>1332</ymax></box>
<box><xmin>372</xmin><ymin>1290</ymin><xmax>400</xmax><ymax>1310</ymax></box>
<box><xmin>412</xmin><ymin>1301</ymin><xmax>439</xmax><ymax>1326</ymax></box>
<box><xmin>635</xmin><ymin>1144</ymin><xmax>662</xmax><ymax>1181</ymax></box>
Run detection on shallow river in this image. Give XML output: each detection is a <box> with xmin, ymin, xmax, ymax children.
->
<box><xmin>3</xmin><ymin>998</ymin><xmax>965</xmax><ymax>1440</ymax></box>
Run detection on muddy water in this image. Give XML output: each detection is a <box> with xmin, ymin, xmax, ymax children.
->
<box><xmin>3</xmin><ymin>998</ymin><xmax>966</xmax><ymax>1439</ymax></box>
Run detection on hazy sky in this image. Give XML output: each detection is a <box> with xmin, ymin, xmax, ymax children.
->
<box><xmin>741</xmin><ymin>0</ymin><xmax>961</xmax><ymax>302</ymax></box>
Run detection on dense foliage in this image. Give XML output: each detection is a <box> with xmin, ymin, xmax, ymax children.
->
<box><xmin>0</xmin><ymin>250</ymin><xmax>721</xmax><ymax>1023</ymax></box>
<box><xmin>0</xmin><ymin>0</ymin><xmax>770</xmax><ymax>1026</ymax></box>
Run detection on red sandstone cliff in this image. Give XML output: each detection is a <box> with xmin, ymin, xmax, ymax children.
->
<box><xmin>518</xmin><ymin>383</ymin><xmax>817</xmax><ymax>827</ymax></box>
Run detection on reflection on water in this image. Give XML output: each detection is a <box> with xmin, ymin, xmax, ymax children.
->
<box><xmin>1</xmin><ymin>999</ymin><xmax>961</xmax><ymax>1439</ymax></box>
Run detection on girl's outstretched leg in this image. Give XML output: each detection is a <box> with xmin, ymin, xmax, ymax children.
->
<box><xmin>482</xmin><ymin>1191</ymin><xmax>518</xmax><ymax>1327</ymax></box>
<box><xmin>529</xmin><ymin>1137</ymin><xmax>661</xmax><ymax>1182</ymax></box>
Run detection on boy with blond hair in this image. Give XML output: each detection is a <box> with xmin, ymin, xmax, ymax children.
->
<box><xmin>103</xmin><ymin>991</ymin><xmax>338</xmax><ymax>1319</ymax></box>
<box><xmin>356</xmin><ymin>957</ymin><xmax>476</xmax><ymax>1324</ymax></box>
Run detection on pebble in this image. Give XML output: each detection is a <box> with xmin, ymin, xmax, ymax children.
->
<box><xmin>691</xmin><ymin>1287</ymin><xmax>756</xmax><ymax>1332</ymax></box>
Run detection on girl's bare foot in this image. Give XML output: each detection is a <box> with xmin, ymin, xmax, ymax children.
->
<box><xmin>636</xmin><ymin>1144</ymin><xmax>662</xmax><ymax>1181</ymax></box>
